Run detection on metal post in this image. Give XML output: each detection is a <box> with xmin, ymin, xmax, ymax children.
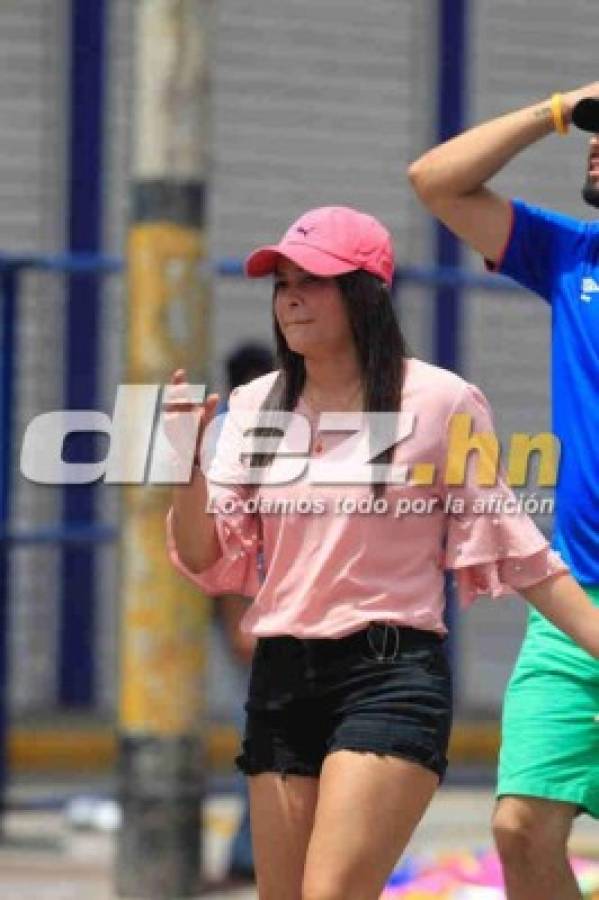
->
<box><xmin>0</xmin><ymin>266</ymin><xmax>18</xmax><ymax>835</ymax></box>
<box><xmin>435</xmin><ymin>0</ymin><xmax>468</xmax><ymax>653</ymax></box>
<box><xmin>116</xmin><ymin>1</ymin><xmax>213</xmax><ymax>896</ymax></box>
<box><xmin>61</xmin><ymin>0</ymin><xmax>107</xmax><ymax>706</ymax></box>
<box><xmin>434</xmin><ymin>0</ymin><xmax>467</xmax><ymax>372</ymax></box>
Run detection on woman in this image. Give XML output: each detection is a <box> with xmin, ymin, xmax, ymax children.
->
<box><xmin>166</xmin><ymin>206</ymin><xmax>599</xmax><ymax>900</ymax></box>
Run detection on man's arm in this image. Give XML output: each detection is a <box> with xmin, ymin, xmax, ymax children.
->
<box><xmin>408</xmin><ymin>83</ymin><xmax>599</xmax><ymax>264</ymax></box>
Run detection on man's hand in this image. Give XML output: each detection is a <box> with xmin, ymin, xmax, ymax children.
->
<box><xmin>521</xmin><ymin>573</ymin><xmax>599</xmax><ymax>660</ymax></box>
<box><xmin>561</xmin><ymin>82</ymin><xmax>599</xmax><ymax>124</ymax></box>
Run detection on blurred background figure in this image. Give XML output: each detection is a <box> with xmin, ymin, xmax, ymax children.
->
<box><xmin>209</xmin><ymin>341</ymin><xmax>274</xmax><ymax>883</ymax></box>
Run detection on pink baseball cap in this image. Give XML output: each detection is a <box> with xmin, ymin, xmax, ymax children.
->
<box><xmin>245</xmin><ymin>206</ymin><xmax>395</xmax><ymax>287</ymax></box>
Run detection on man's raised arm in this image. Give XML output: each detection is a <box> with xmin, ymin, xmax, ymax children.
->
<box><xmin>408</xmin><ymin>83</ymin><xmax>599</xmax><ymax>264</ymax></box>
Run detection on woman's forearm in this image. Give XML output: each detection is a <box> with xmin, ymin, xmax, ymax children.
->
<box><xmin>520</xmin><ymin>573</ymin><xmax>599</xmax><ymax>660</ymax></box>
<box><xmin>171</xmin><ymin>470</ymin><xmax>221</xmax><ymax>573</ymax></box>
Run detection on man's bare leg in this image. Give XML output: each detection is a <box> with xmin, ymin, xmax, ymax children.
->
<box><xmin>493</xmin><ymin>796</ymin><xmax>581</xmax><ymax>900</ymax></box>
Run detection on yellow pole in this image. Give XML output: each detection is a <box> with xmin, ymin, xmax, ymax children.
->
<box><xmin>116</xmin><ymin>2</ymin><xmax>213</xmax><ymax>896</ymax></box>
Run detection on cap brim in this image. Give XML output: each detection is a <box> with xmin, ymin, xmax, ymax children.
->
<box><xmin>245</xmin><ymin>243</ymin><xmax>357</xmax><ymax>279</ymax></box>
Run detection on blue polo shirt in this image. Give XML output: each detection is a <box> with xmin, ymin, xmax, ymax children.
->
<box><xmin>494</xmin><ymin>199</ymin><xmax>599</xmax><ymax>585</ymax></box>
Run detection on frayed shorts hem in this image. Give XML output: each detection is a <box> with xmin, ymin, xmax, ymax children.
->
<box><xmin>236</xmin><ymin>740</ymin><xmax>447</xmax><ymax>781</ymax></box>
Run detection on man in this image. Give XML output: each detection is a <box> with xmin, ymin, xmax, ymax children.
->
<box><xmin>408</xmin><ymin>82</ymin><xmax>599</xmax><ymax>900</ymax></box>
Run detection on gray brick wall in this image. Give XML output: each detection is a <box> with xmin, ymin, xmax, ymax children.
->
<box><xmin>0</xmin><ymin>0</ymin><xmax>67</xmax><ymax>252</ymax></box>
<box><xmin>1</xmin><ymin>1</ymin><xmax>69</xmax><ymax>711</ymax></box>
<box><xmin>209</xmin><ymin>0</ymin><xmax>435</xmax><ymax>389</ymax></box>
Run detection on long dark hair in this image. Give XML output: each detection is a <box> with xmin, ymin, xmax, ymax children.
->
<box><xmin>251</xmin><ymin>269</ymin><xmax>408</xmax><ymax>496</ymax></box>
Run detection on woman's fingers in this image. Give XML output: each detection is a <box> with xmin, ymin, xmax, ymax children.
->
<box><xmin>163</xmin><ymin>370</ymin><xmax>204</xmax><ymax>413</ymax></box>
<box><xmin>195</xmin><ymin>393</ymin><xmax>221</xmax><ymax>433</ymax></box>
<box><xmin>162</xmin><ymin>377</ymin><xmax>220</xmax><ymax>462</ymax></box>
<box><xmin>203</xmin><ymin>393</ymin><xmax>221</xmax><ymax>420</ymax></box>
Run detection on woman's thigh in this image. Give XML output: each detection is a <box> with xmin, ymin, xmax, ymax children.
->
<box><xmin>248</xmin><ymin>772</ymin><xmax>319</xmax><ymax>900</ymax></box>
<box><xmin>302</xmin><ymin>750</ymin><xmax>438</xmax><ymax>900</ymax></box>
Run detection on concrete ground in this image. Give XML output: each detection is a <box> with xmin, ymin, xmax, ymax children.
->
<box><xmin>0</xmin><ymin>774</ymin><xmax>597</xmax><ymax>899</ymax></box>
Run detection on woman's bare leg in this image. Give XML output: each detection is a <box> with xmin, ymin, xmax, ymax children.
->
<box><xmin>302</xmin><ymin>750</ymin><xmax>438</xmax><ymax>900</ymax></box>
<box><xmin>248</xmin><ymin>773</ymin><xmax>319</xmax><ymax>900</ymax></box>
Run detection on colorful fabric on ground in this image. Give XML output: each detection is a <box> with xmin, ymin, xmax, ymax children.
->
<box><xmin>380</xmin><ymin>851</ymin><xmax>599</xmax><ymax>898</ymax></box>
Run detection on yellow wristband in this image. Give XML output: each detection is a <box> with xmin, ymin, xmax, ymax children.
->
<box><xmin>551</xmin><ymin>92</ymin><xmax>569</xmax><ymax>135</ymax></box>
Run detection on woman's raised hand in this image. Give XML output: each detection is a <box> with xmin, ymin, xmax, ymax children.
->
<box><xmin>162</xmin><ymin>368</ymin><xmax>220</xmax><ymax>476</ymax></box>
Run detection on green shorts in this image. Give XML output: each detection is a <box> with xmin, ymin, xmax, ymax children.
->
<box><xmin>497</xmin><ymin>585</ymin><xmax>599</xmax><ymax>818</ymax></box>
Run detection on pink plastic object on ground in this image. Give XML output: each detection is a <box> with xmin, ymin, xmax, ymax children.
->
<box><xmin>380</xmin><ymin>851</ymin><xmax>599</xmax><ymax>899</ymax></box>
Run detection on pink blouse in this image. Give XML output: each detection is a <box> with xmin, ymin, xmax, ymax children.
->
<box><xmin>166</xmin><ymin>357</ymin><xmax>567</xmax><ymax>637</ymax></box>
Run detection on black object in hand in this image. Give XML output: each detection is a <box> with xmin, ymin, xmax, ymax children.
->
<box><xmin>571</xmin><ymin>98</ymin><xmax>599</xmax><ymax>133</ymax></box>
<box><xmin>571</xmin><ymin>99</ymin><xmax>599</xmax><ymax>209</ymax></box>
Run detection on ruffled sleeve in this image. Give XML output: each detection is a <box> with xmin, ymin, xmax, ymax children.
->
<box><xmin>443</xmin><ymin>383</ymin><xmax>568</xmax><ymax>607</ymax></box>
<box><xmin>165</xmin><ymin>384</ymin><xmax>263</xmax><ymax>599</ymax></box>
<box><xmin>166</xmin><ymin>495</ymin><xmax>260</xmax><ymax>598</ymax></box>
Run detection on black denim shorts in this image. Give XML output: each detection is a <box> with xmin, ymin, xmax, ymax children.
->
<box><xmin>235</xmin><ymin>622</ymin><xmax>453</xmax><ymax>780</ymax></box>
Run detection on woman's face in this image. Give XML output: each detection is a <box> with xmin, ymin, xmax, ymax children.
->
<box><xmin>273</xmin><ymin>258</ymin><xmax>354</xmax><ymax>357</ymax></box>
